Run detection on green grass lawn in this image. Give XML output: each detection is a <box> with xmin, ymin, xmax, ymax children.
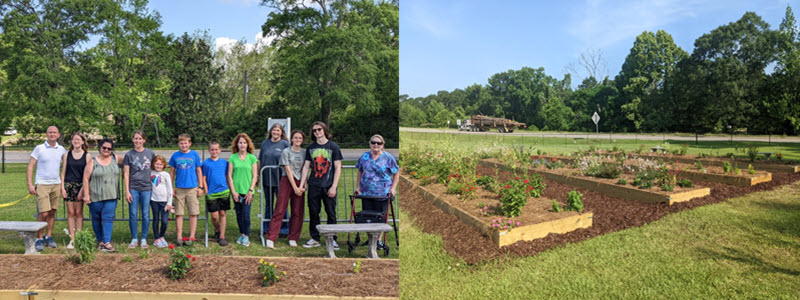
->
<box><xmin>400</xmin><ymin>131</ymin><xmax>800</xmax><ymax>161</ymax></box>
<box><xmin>0</xmin><ymin>162</ymin><xmax>399</xmax><ymax>259</ymax></box>
<box><xmin>399</xmin><ymin>180</ymin><xmax>800</xmax><ymax>299</ymax></box>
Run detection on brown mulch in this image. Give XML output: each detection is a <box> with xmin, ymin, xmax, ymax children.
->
<box><xmin>400</xmin><ymin>165</ymin><xmax>800</xmax><ymax>264</ymax></box>
<box><xmin>0</xmin><ymin>254</ymin><xmax>398</xmax><ymax>297</ymax></box>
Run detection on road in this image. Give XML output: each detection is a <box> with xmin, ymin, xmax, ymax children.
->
<box><xmin>1</xmin><ymin>148</ymin><xmax>399</xmax><ymax>164</ymax></box>
<box><xmin>401</xmin><ymin>127</ymin><xmax>800</xmax><ymax>143</ymax></box>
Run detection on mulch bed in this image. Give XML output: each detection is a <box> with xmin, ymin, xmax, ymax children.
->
<box><xmin>0</xmin><ymin>254</ymin><xmax>398</xmax><ymax>297</ymax></box>
<box><xmin>400</xmin><ymin>165</ymin><xmax>800</xmax><ymax>264</ymax></box>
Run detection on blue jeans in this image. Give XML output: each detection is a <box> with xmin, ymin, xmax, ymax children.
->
<box><xmin>128</xmin><ymin>189</ymin><xmax>151</xmax><ymax>240</ymax></box>
<box><xmin>89</xmin><ymin>199</ymin><xmax>117</xmax><ymax>243</ymax></box>
<box><xmin>150</xmin><ymin>201</ymin><xmax>169</xmax><ymax>239</ymax></box>
<box><xmin>234</xmin><ymin>195</ymin><xmax>251</xmax><ymax>236</ymax></box>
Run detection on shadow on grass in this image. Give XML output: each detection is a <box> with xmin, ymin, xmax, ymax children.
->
<box><xmin>696</xmin><ymin>246</ymin><xmax>800</xmax><ymax>277</ymax></box>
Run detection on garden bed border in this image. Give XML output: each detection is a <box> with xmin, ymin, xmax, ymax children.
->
<box><xmin>0</xmin><ymin>290</ymin><xmax>397</xmax><ymax>300</ymax></box>
<box><xmin>400</xmin><ymin>175</ymin><xmax>592</xmax><ymax>247</ymax></box>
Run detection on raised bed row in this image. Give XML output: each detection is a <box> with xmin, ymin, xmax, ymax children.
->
<box><xmin>479</xmin><ymin>159</ymin><xmax>711</xmax><ymax>205</ymax></box>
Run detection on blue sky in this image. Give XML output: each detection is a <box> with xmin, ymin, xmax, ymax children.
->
<box><xmin>400</xmin><ymin>0</ymin><xmax>794</xmax><ymax>97</ymax></box>
<box><xmin>146</xmin><ymin>0</ymin><xmax>273</xmax><ymax>52</ymax></box>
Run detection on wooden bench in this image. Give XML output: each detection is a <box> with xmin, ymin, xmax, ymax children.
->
<box><xmin>758</xmin><ymin>152</ymin><xmax>774</xmax><ymax>159</ymax></box>
<box><xmin>316</xmin><ymin>224</ymin><xmax>393</xmax><ymax>259</ymax></box>
<box><xmin>0</xmin><ymin>221</ymin><xmax>47</xmax><ymax>254</ymax></box>
<box><xmin>651</xmin><ymin>146</ymin><xmax>666</xmax><ymax>153</ymax></box>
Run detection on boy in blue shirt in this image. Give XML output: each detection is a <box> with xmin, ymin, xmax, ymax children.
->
<box><xmin>201</xmin><ymin>141</ymin><xmax>230</xmax><ymax>246</ymax></box>
<box><xmin>168</xmin><ymin>134</ymin><xmax>203</xmax><ymax>246</ymax></box>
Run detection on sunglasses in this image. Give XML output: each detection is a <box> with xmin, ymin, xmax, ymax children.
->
<box><xmin>312</xmin><ymin>128</ymin><xmax>323</xmax><ymax>132</ymax></box>
<box><xmin>370</xmin><ymin>141</ymin><xmax>383</xmax><ymax>145</ymax></box>
<box><xmin>101</xmin><ymin>146</ymin><xmax>113</xmax><ymax>151</ymax></box>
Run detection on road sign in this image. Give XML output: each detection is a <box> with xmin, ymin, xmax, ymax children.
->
<box><xmin>592</xmin><ymin>112</ymin><xmax>600</xmax><ymax>134</ymax></box>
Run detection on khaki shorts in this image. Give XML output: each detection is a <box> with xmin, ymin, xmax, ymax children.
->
<box><xmin>36</xmin><ymin>184</ymin><xmax>60</xmax><ymax>213</ymax></box>
<box><xmin>174</xmin><ymin>187</ymin><xmax>200</xmax><ymax>216</ymax></box>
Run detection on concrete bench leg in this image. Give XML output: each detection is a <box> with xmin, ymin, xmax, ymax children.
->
<box><xmin>323</xmin><ymin>234</ymin><xmax>337</xmax><ymax>258</ymax></box>
<box><xmin>367</xmin><ymin>233</ymin><xmax>380</xmax><ymax>259</ymax></box>
<box><xmin>20</xmin><ymin>232</ymin><xmax>39</xmax><ymax>255</ymax></box>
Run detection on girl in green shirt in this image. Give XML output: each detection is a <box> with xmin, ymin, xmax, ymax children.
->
<box><xmin>226</xmin><ymin>133</ymin><xmax>259</xmax><ymax>247</ymax></box>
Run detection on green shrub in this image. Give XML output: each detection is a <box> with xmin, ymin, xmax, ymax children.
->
<box><xmin>661</xmin><ymin>184</ymin><xmax>674</xmax><ymax>192</ymax></box>
<box><xmin>640</xmin><ymin>180</ymin><xmax>653</xmax><ymax>189</ymax></box>
<box><xmin>734</xmin><ymin>167</ymin><xmax>742</xmax><ymax>176</ymax></box>
<box><xmin>585</xmin><ymin>162</ymin><xmax>622</xmax><ymax>179</ymax></box>
<box><xmin>722</xmin><ymin>161</ymin><xmax>733</xmax><ymax>173</ymax></box>
<box><xmin>632</xmin><ymin>177</ymin><xmax>643</xmax><ymax>186</ymax></box>
<box><xmin>617</xmin><ymin>179</ymin><xmax>627</xmax><ymax>185</ymax></box>
<box><xmin>748</xmin><ymin>164</ymin><xmax>756</xmax><ymax>175</ymax></box>
<box><xmin>73</xmin><ymin>229</ymin><xmax>97</xmax><ymax>264</ymax></box>
<box><xmin>566</xmin><ymin>190</ymin><xmax>583</xmax><ymax>213</ymax></box>
<box><xmin>551</xmin><ymin>199</ymin><xmax>562</xmax><ymax>212</ymax></box>
<box><xmin>747</xmin><ymin>145</ymin><xmax>759</xmax><ymax>161</ymax></box>
<box><xmin>677</xmin><ymin>178</ymin><xmax>693</xmax><ymax>188</ymax></box>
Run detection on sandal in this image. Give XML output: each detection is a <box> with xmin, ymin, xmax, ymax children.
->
<box><xmin>103</xmin><ymin>242</ymin><xmax>116</xmax><ymax>253</ymax></box>
<box><xmin>98</xmin><ymin>242</ymin><xmax>105</xmax><ymax>251</ymax></box>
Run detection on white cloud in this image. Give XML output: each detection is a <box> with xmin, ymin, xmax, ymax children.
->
<box><xmin>567</xmin><ymin>0</ymin><xmax>723</xmax><ymax>49</ymax></box>
<box><xmin>214</xmin><ymin>31</ymin><xmax>275</xmax><ymax>53</ymax></box>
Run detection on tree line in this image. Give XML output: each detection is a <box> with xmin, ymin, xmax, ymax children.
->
<box><xmin>401</xmin><ymin>8</ymin><xmax>800</xmax><ymax>136</ymax></box>
<box><xmin>0</xmin><ymin>0</ymin><xmax>399</xmax><ymax>147</ymax></box>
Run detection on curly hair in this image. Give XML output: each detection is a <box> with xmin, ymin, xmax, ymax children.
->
<box><xmin>231</xmin><ymin>133</ymin><xmax>255</xmax><ymax>154</ymax></box>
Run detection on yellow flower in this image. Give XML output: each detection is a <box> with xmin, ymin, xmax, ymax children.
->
<box><xmin>259</xmin><ymin>259</ymin><xmax>264</xmax><ymax>264</ymax></box>
<box><xmin>263</xmin><ymin>276</ymin><xmax>267</xmax><ymax>280</ymax></box>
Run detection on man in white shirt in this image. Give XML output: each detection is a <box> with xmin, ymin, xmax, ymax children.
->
<box><xmin>26</xmin><ymin>126</ymin><xmax>67</xmax><ymax>251</ymax></box>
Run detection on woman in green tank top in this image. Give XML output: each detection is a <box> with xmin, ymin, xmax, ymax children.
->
<box><xmin>82</xmin><ymin>138</ymin><xmax>123</xmax><ymax>252</ymax></box>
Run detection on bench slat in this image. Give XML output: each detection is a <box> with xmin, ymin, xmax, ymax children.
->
<box><xmin>0</xmin><ymin>221</ymin><xmax>48</xmax><ymax>232</ymax></box>
<box><xmin>316</xmin><ymin>224</ymin><xmax>392</xmax><ymax>234</ymax></box>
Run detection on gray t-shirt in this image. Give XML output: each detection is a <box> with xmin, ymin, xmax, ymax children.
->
<box><xmin>259</xmin><ymin>138</ymin><xmax>290</xmax><ymax>186</ymax></box>
<box><xmin>123</xmin><ymin>148</ymin><xmax>155</xmax><ymax>191</ymax></box>
<box><xmin>279</xmin><ymin>147</ymin><xmax>306</xmax><ymax>181</ymax></box>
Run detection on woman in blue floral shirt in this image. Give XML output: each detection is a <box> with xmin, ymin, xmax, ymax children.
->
<box><xmin>355</xmin><ymin>134</ymin><xmax>398</xmax><ymax>202</ymax></box>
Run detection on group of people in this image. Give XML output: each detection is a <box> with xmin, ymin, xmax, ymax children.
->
<box><xmin>26</xmin><ymin>121</ymin><xmax>398</xmax><ymax>253</ymax></box>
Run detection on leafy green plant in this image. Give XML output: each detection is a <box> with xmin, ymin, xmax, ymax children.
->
<box><xmin>258</xmin><ymin>259</ymin><xmax>286</xmax><ymax>286</ymax></box>
<box><xmin>677</xmin><ymin>178</ymin><xmax>693</xmax><ymax>188</ymax></box>
<box><xmin>640</xmin><ymin>180</ymin><xmax>653</xmax><ymax>189</ymax></box>
<box><xmin>475</xmin><ymin>174</ymin><xmax>497</xmax><ymax>192</ymax></box>
<box><xmin>661</xmin><ymin>184</ymin><xmax>674</xmax><ymax>192</ymax></box>
<box><xmin>551</xmin><ymin>199</ymin><xmax>562</xmax><ymax>212</ymax></box>
<box><xmin>725</xmin><ymin>152</ymin><xmax>735</xmax><ymax>158</ymax></box>
<box><xmin>747</xmin><ymin>164</ymin><xmax>756</xmax><ymax>175</ymax></box>
<box><xmin>722</xmin><ymin>161</ymin><xmax>733</xmax><ymax>173</ymax></box>
<box><xmin>545</xmin><ymin>159</ymin><xmax>565</xmax><ymax>169</ymax></box>
<box><xmin>352</xmin><ymin>260</ymin><xmax>362</xmax><ymax>274</ymax></box>
<box><xmin>497</xmin><ymin>175</ymin><xmax>546</xmax><ymax>217</ymax></box>
<box><xmin>747</xmin><ymin>145</ymin><xmax>759</xmax><ymax>161</ymax></box>
<box><xmin>122</xmin><ymin>255</ymin><xmax>134</xmax><ymax>263</ymax></box>
<box><xmin>139</xmin><ymin>251</ymin><xmax>150</xmax><ymax>259</ymax></box>
<box><xmin>734</xmin><ymin>167</ymin><xmax>742</xmax><ymax>176</ymax></box>
<box><xmin>617</xmin><ymin>179</ymin><xmax>628</xmax><ymax>185</ymax></box>
<box><xmin>694</xmin><ymin>161</ymin><xmax>706</xmax><ymax>172</ymax></box>
<box><xmin>632</xmin><ymin>177</ymin><xmax>643</xmax><ymax>186</ymax></box>
<box><xmin>167</xmin><ymin>242</ymin><xmax>196</xmax><ymax>280</ymax></box>
<box><xmin>71</xmin><ymin>229</ymin><xmax>97</xmax><ymax>264</ymax></box>
<box><xmin>776</xmin><ymin>152</ymin><xmax>783</xmax><ymax>161</ymax></box>
<box><xmin>566</xmin><ymin>190</ymin><xmax>583</xmax><ymax>213</ymax></box>
<box><xmin>636</xmin><ymin>144</ymin><xmax>646</xmax><ymax>154</ymax></box>
<box><xmin>678</xmin><ymin>144</ymin><xmax>689</xmax><ymax>156</ymax></box>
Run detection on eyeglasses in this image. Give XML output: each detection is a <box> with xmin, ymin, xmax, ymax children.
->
<box><xmin>312</xmin><ymin>128</ymin><xmax>323</xmax><ymax>132</ymax></box>
<box><xmin>101</xmin><ymin>146</ymin><xmax>113</xmax><ymax>151</ymax></box>
<box><xmin>370</xmin><ymin>141</ymin><xmax>383</xmax><ymax>145</ymax></box>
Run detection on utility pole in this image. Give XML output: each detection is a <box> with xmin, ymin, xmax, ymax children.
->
<box><xmin>243</xmin><ymin>70</ymin><xmax>248</xmax><ymax>107</ymax></box>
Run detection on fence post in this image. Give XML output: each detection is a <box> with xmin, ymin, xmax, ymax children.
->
<box><xmin>1</xmin><ymin>145</ymin><xmax>4</xmax><ymax>174</ymax></box>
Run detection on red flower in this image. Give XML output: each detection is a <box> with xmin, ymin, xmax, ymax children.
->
<box><xmin>523</xmin><ymin>179</ymin><xmax>529</xmax><ymax>184</ymax></box>
<box><xmin>505</xmin><ymin>184</ymin><xmax>511</xmax><ymax>189</ymax></box>
<box><xmin>515</xmin><ymin>177</ymin><xmax>519</xmax><ymax>180</ymax></box>
<box><xmin>186</xmin><ymin>254</ymin><xmax>191</xmax><ymax>259</ymax></box>
<box><xmin>168</xmin><ymin>244</ymin><xmax>175</xmax><ymax>250</ymax></box>
<box><xmin>192</xmin><ymin>257</ymin><xmax>197</xmax><ymax>261</ymax></box>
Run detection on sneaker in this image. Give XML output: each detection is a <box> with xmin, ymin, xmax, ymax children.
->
<box><xmin>175</xmin><ymin>239</ymin><xmax>183</xmax><ymax>247</ymax></box>
<box><xmin>303</xmin><ymin>239</ymin><xmax>321</xmax><ymax>248</ymax></box>
<box><xmin>140</xmin><ymin>239</ymin><xmax>149</xmax><ymax>249</ymax></box>
<box><xmin>332</xmin><ymin>240</ymin><xmax>340</xmax><ymax>251</ymax></box>
<box><xmin>185</xmin><ymin>237</ymin><xmax>195</xmax><ymax>246</ymax></box>
<box><xmin>218</xmin><ymin>238</ymin><xmax>228</xmax><ymax>246</ymax></box>
<box><xmin>35</xmin><ymin>239</ymin><xmax>44</xmax><ymax>252</ymax></box>
<box><xmin>66</xmin><ymin>240</ymin><xmax>74</xmax><ymax>250</ymax></box>
<box><xmin>289</xmin><ymin>240</ymin><xmax>297</xmax><ymax>247</ymax></box>
<box><xmin>242</xmin><ymin>236</ymin><xmax>250</xmax><ymax>247</ymax></box>
<box><xmin>128</xmin><ymin>239</ymin><xmax>138</xmax><ymax>249</ymax></box>
<box><xmin>266</xmin><ymin>239</ymin><xmax>275</xmax><ymax>249</ymax></box>
<box><xmin>44</xmin><ymin>236</ymin><xmax>57</xmax><ymax>248</ymax></box>
<box><xmin>235</xmin><ymin>235</ymin><xmax>243</xmax><ymax>245</ymax></box>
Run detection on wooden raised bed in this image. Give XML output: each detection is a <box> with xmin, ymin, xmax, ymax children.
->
<box><xmin>479</xmin><ymin>159</ymin><xmax>710</xmax><ymax>205</ymax></box>
<box><xmin>400</xmin><ymin>175</ymin><xmax>592</xmax><ymax>247</ymax></box>
<box><xmin>678</xmin><ymin>169</ymin><xmax>772</xmax><ymax>186</ymax></box>
<box><xmin>0</xmin><ymin>290</ymin><xmax>395</xmax><ymax>300</ymax></box>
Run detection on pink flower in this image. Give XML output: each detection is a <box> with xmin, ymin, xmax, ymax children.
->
<box><xmin>516</xmin><ymin>222</ymin><xmax>521</xmax><ymax>226</ymax></box>
<box><xmin>508</xmin><ymin>220</ymin><xmax>512</xmax><ymax>224</ymax></box>
<box><xmin>503</xmin><ymin>225</ymin><xmax>508</xmax><ymax>229</ymax></box>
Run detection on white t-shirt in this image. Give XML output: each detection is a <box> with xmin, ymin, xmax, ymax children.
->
<box><xmin>150</xmin><ymin>170</ymin><xmax>173</xmax><ymax>206</ymax></box>
<box><xmin>31</xmin><ymin>142</ymin><xmax>67</xmax><ymax>185</ymax></box>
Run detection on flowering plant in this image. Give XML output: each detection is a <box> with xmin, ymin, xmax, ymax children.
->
<box><xmin>497</xmin><ymin>174</ymin><xmax>546</xmax><ymax>217</ymax></box>
<box><xmin>258</xmin><ymin>259</ymin><xmax>286</xmax><ymax>287</ymax></box>
<box><xmin>167</xmin><ymin>241</ymin><xmax>196</xmax><ymax>280</ymax></box>
<box><xmin>490</xmin><ymin>217</ymin><xmax>521</xmax><ymax>230</ymax></box>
